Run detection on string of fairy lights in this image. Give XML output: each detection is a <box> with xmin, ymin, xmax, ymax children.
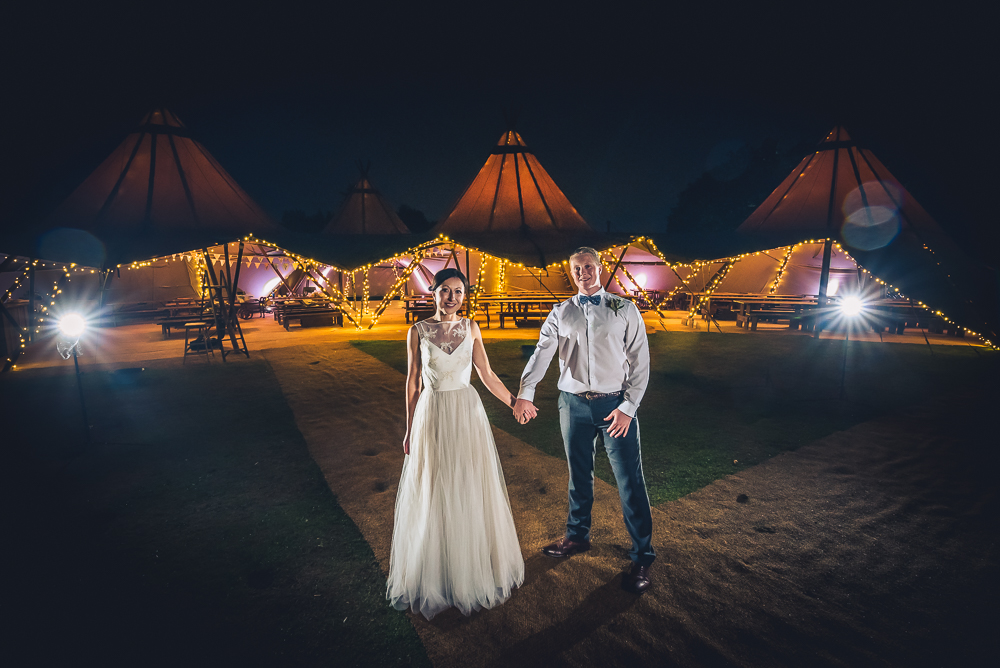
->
<box><xmin>768</xmin><ymin>245</ymin><xmax>796</xmax><ymax>294</ymax></box>
<box><xmin>2</xmin><ymin>232</ymin><xmax>996</xmax><ymax>370</ymax></box>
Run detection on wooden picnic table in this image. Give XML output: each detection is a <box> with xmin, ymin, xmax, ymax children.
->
<box><xmin>271</xmin><ymin>299</ymin><xmax>343</xmax><ymax>330</ymax></box>
<box><xmin>403</xmin><ymin>295</ymin><xmax>437</xmax><ymax>323</ymax></box>
<box><xmin>733</xmin><ymin>297</ymin><xmax>821</xmax><ymax>331</ymax></box>
<box><xmin>156</xmin><ymin>305</ymin><xmax>213</xmax><ymax>338</ymax></box>
<box><xmin>489</xmin><ymin>293</ymin><xmax>573</xmax><ymax>329</ymax></box>
<box><xmin>851</xmin><ymin>299</ymin><xmax>952</xmax><ymax>335</ymax></box>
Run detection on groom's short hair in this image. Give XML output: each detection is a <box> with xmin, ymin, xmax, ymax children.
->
<box><xmin>569</xmin><ymin>247</ymin><xmax>601</xmax><ymax>265</ymax></box>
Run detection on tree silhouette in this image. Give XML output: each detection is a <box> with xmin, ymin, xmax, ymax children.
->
<box><xmin>280</xmin><ymin>209</ymin><xmax>333</xmax><ymax>233</ymax></box>
<box><xmin>397</xmin><ymin>204</ymin><xmax>435</xmax><ymax>233</ymax></box>
<box><xmin>667</xmin><ymin>139</ymin><xmax>813</xmax><ymax>237</ymax></box>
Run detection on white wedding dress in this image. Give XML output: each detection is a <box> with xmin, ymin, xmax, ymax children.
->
<box><xmin>387</xmin><ymin>319</ymin><xmax>524</xmax><ymax>620</ymax></box>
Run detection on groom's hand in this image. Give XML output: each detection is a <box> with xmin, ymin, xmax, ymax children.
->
<box><xmin>604</xmin><ymin>409</ymin><xmax>632</xmax><ymax>438</ymax></box>
<box><xmin>514</xmin><ymin>398</ymin><xmax>537</xmax><ymax>424</ymax></box>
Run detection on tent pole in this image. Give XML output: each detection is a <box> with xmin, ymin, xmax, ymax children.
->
<box><xmin>263</xmin><ymin>254</ymin><xmax>295</xmax><ymax>296</ymax></box>
<box><xmin>98</xmin><ymin>269</ymin><xmax>112</xmax><ymax>320</ymax></box>
<box><xmin>815</xmin><ymin>238</ymin><xmax>834</xmax><ymax>338</ymax></box>
<box><xmin>368</xmin><ymin>253</ymin><xmax>425</xmax><ymax>329</ymax></box>
<box><xmin>307</xmin><ymin>268</ymin><xmax>360</xmax><ymax>328</ymax></box>
<box><xmin>201</xmin><ymin>248</ymin><xmax>226</xmax><ymax>355</ymax></box>
<box><xmin>817</xmin><ymin>238</ymin><xmax>833</xmax><ymax>300</ymax></box>
<box><xmin>224</xmin><ymin>242</ymin><xmax>248</xmax><ymax>358</ymax></box>
<box><xmin>603</xmin><ymin>246</ymin><xmax>629</xmax><ymax>292</ymax></box>
<box><xmin>28</xmin><ymin>261</ymin><xmax>35</xmax><ymax>342</ymax></box>
<box><xmin>523</xmin><ymin>266</ymin><xmax>559</xmax><ymax>300</ymax></box>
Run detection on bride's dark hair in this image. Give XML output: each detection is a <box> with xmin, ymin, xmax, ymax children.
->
<box><xmin>431</xmin><ymin>268</ymin><xmax>469</xmax><ymax>293</ymax></box>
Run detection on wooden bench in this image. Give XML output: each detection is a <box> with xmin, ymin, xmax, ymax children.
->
<box><xmin>403</xmin><ymin>296</ymin><xmax>435</xmax><ymax>323</ymax></box>
<box><xmin>736</xmin><ymin>308</ymin><xmax>809</xmax><ymax>331</ymax></box>
<box><xmin>276</xmin><ymin>306</ymin><xmax>343</xmax><ymax>330</ymax></box>
<box><xmin>497</xmin><ymin>300</ymin><xmax>561</xmax><ymax>328</ymax></box>
<box><xmin>159</xmin><ymin>316</ymin><xmax>203</xmax><ymax>338</ymax></box>
<box><xmin>110</xmin><ymin>304</ymin><xmax>164</xmax><ymax>326</ymax></box>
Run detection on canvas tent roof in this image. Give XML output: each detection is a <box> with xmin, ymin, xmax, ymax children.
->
<box><xmin>434</xmin><ymin>129</ymin><xmax>611</xmax><ymax>265</ymax></box>
<box><xmin>738</xmin><ymin>127</ymin><xmax>948</xmax><ymax>248</ymax></box>
<box><xmin>22</xmin><ymin>109</ymin><xmax>278</xmax><ymax>267</ymax></box>
<box><xmin>322</xmin><ymin>166</ymin><xmax>409</xmax><ymax>235</ymax></box>
<box><xmin>738</xmin><ymin>126</ymin><xmax>998</xmax><ymax>343</ymax></box>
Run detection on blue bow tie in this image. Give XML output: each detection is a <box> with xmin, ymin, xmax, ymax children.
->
<box><xmin>578</xmin><ymin>294</ymin><xmax>602</xmax><ymax>306</ymax></box>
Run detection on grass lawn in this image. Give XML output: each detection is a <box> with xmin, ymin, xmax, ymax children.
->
<box><xmin>1</xmin><ymin>359</ymin><xmax>428</xmax><ymax>667</ymax></box>
<box><xmin>353</xmin><ymin>332</ymin><xmax>997</xmax><ymax>505</ymax></box>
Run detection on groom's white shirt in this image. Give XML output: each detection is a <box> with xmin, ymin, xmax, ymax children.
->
<box><xmin>517</xmin><ymin>288</ymin><xmax>650</xmax><ymax>417</ymax></box>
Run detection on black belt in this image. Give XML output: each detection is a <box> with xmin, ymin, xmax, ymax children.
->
<box><xmin>575</xmin><ymin>390</ymin><xmax>624</xmax><ymax>401</ymax></box>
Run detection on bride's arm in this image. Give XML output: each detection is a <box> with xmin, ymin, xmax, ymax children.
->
<box><xmin>403</xmin><ymin>325</ymin><xmax>422</xmax><ymax>454</ymax></box>
<box><xmin>470</xmin><ymin>320</ymin><xmax>517</xmax><ymax>410</ymax></box>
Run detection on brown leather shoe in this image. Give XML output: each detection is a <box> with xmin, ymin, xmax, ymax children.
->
<box><xmin>621</xmin><ymin>563</ymin><xmax>651</xmax><ymax>593</ymax></box>
<box><xmin>541</xmin><ymin>536</ymin><xmax>591</xmax><ymax>558</ymax></box>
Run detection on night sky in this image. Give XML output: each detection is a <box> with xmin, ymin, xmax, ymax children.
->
<box><xmin>3</xmin><ymin>3</ymin><xmax>996</xmax><ymax>261</ymax></box>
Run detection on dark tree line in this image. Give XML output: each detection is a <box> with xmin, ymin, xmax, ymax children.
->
<box><xmin>280</xmin><ymin>209</ymin><xmax>333</xmax><ymax>233</ymax></box>
<box><xmin>279</xmin><ymin>204</ymin><xmax>435</xmax><ymax>234</ymax></box>
<box><xmin>396</xmin><ymin>204</ymin><xmax>435</xmax><ymax>233</ymax></box>
<box><xmin>666</xmin><ymin>138</ymin><xmax>813</xmax><ymax>237</ymax></box>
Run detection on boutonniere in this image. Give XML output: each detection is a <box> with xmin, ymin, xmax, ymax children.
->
<box><xmin>606</xmin><ymin>296</ymin><xmax>627</xmax><ymax>317</ymax></box>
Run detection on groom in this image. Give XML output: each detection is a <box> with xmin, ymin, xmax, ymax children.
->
<box><xmin>514</xmin><ymin>247</ymin><xmax>655</xmax><ymax>593</ymax></box>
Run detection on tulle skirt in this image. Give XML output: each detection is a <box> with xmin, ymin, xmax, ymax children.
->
<box><xmin>387</xmin><ymin>385</ymin><xmax>525</xmax><ymax>620</ymax></box>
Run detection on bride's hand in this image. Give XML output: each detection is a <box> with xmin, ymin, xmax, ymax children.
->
<box><xmin>513</xmin><ymin>398</ymin><xmax>537</xmax><ymax>424</ymax></box>
<box><xmin>403</xmin><ymin>434</ymin><xmax>411</xmax><ymax>455</ymax></box>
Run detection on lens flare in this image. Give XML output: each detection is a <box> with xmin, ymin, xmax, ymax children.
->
<box><xmin>635</xmin><ymin>273</ymin><xmax>648</xmax><ymax>288</ymax></box>
<box><xmin>840</xmin><ymin>296</ymin><xmax>864</xmax><ymax>317</ymax></box>
<box><xmin>842</xmin><ymin>206</ymin><xmax>901</xmax><ymax>250</ymax></box>
<box><xmin>58</xmin><ymin>313</ymin><xmax>87</xmax><ymax>338</ymax></box>
<box><xmin>842</xmin><ymin>181</ymin><xmax>902</xmax><ymax>217</ymax></box>
<box><xmin>841</xmin><ymin>182</ymin><xmax>903</xmax><ymax>250</ymax></box>
<box><xmin>261</xmin><ymin>277</ymin><xmax>282</xmax><ymax>295</ymax></box>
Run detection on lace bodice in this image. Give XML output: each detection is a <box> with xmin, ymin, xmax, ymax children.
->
<box><xmin>416</xmin><ymin>319</ymin><xmax>473</xmax><ymax>391</ymax></box>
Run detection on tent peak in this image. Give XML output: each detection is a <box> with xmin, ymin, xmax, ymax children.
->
<box><xmin>324</xmin><ymin>166</ymin><xmax>408</xmax><ymax>235</ymax></box>
<box><xmin>139</xmin><ymin>108</ymin><xmax>185</xmax><ymax>129</ymax></box>
<box><xmin>355</xmin><ymin>159</ymin><xmax>372</xmax><ymax>180</ymax></box>
<box><xmin>437</xmin><ymin>127</ymin><xmax>591</xmax><ymax>236</ymax></box>
<box><xmin>493</xmin><ymin>130</ymin><xmax>531</xmax><ymax>154</ymax></box>
<box><xmin>821</xmin><ymin>126</ymin><xmax>853</xmax><ymax>144</ymax></box>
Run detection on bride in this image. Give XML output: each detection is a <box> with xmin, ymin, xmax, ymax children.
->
<box><xmin>387</xmin><ymin>268</ymin><xmax>527</xmax><ymax>620</ymax></box>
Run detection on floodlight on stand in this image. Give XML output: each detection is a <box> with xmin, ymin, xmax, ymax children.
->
<box><xmin>53</xmin><ymin>312</ymin><xmax>91</xmax><ymax>445</ymax></box>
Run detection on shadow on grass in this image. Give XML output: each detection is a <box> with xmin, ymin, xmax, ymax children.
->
<box><xmin>352</xmin><ymin>333</ymin><xmax>997</xmax><ymax>505</ymax></box>
<box><xmin>0</xmin><ymin>360</ymin><xmax>428</xmax><ymax>667</ymax></box>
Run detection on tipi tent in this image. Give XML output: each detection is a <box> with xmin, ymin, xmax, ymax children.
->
<box><xmin>322</xmin><ymin>164</ymin><xmax>409</xmax><ymax>235</ymax></box>
<box><xmin>737</xmin><ymin>126</ymin><xmax>997</xmax><ymax>343</ymax></box>
<box><xmin>436</xmin><ymin>129</ymin><xmax>592</xmax><ymax>236</ymax></box>
<box><xmin>39</xmin><ymin>108</ymin><xmax>278</xmax><ymax>265</ymax></box>
<box><xmin>434</xmin><ymin>127</ymin><xmax>616</xmax><ymax>267</ymax></box>
<box><xmin>738</xmin><ymin>127</ymin><xmax>949</xmax><ymax>251</ymax></box>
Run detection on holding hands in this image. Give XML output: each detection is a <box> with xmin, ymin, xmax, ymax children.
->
<box><xmin>513</xmin><ymin>398</ymin><xmax>537</xmax><ymax>424</ymax></box>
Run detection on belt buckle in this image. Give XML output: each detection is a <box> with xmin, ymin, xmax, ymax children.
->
<box><xmin>584</xmin><ymin>391</ymin><xmax>601</xmax><ymax>400</ymax></box>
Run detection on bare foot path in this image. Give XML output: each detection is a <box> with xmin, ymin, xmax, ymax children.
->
<box><xmin>264</xmin><ymin>342</ymin><xmax>998</xmax><ymax>668</ymax></box>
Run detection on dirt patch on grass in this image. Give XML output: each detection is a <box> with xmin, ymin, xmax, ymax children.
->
<box><xmin>265</xmin><ymin>342</ymin><xmax>999</xmax><ymax>667</ymax></box>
